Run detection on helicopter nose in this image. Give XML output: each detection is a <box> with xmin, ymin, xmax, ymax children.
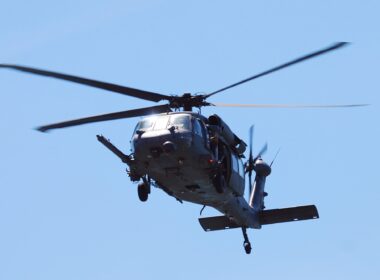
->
<box><xmin>162</xmin><ymin>141</ymin><xmax>177</xmax><ymax>153</ymax></box>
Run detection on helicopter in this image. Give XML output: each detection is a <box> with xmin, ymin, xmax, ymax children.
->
<box><xmin>0</xmin><ymin>42</ymin><xmax>366</xmax><ymax>254</ymax></box>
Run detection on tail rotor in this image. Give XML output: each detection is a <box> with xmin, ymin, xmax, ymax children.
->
<box><xmin>245</xmin><ymin>125</ymin><xmax>268</xmax><ymax>199</ymax></box>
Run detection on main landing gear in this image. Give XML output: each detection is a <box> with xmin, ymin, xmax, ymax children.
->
<box><xmin>242</xmin><ymin>227</ymin><xmax>252</xmax><ymax>254</ymax></box>
<box><xmin>137</xmin><ymin>177</ymin><xmax>151</xmax><ymax>202</ymax></box>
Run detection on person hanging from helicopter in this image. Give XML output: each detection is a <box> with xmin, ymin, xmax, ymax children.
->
<box><xmin>207</xmin><ymin>114</ymin><xmax>247</xmax><ymax>157</ymax></box>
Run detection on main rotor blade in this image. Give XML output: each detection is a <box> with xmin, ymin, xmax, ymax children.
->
<box><xmin>0</xmin><ymin>64</ymin><xmax>170</xmax><ymax>102</ymax></box>
<box><xmin>205</xmin><ymin>42</ymin><xmax>349</xmax><ymax>98</ymax></box>
<box><xmin>37</xmin><ymin>104</ymin><xmax>171</xmax><ymax>132</ymax></box>
<box><xmin>213</xmin><ymin>103</ymin><xmax>368</xmax><ymax>108</ymax></box>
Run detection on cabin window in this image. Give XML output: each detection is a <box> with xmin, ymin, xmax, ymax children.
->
<box><xmin>193</xmin><ymin>119</ymin><xmax>203</xmax><ymax>136</ymax></box>
<box><xmin>238</xmin><ymin>159</ymin><xmax>245</xmax><ymax>178</ymax></box>
<box><xmin>231</xmin><ymin>154</ymin><xmax>239</xmax><ymax>173</ymax></box>
<box><xmin>231</xmin><ymin>154</ymin><xmax>245</xmax><ymax>179</ymax></box>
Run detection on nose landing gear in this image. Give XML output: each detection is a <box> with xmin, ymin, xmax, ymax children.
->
<box><xmin>137</xmin><ymin>177</ymin><xmax>151</xmax><ymax>202</ymax></box>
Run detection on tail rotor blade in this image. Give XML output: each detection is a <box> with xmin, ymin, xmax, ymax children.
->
<box><xmin>256</xmin><ymin>142</ymin><xmax>268</xmax><ymax>160</ymax></box>
<box><xmin>270</xmin><ymin>148</ymin><xmax>281</xmax><ymax>167</ymax></box>
<box><xmin>249</xmin><ymin>125</ymin><xmax>254</xmax><ymax>161</ymax></box>
<box><xmin>247</xmin><ymin>125</ymin><xmax>254</xmax><ymax>198</ymax></box>
<box><xmin>248</xmin><ymin>169</ymin><xmax>253</xmax><ymax>201</ymax></box>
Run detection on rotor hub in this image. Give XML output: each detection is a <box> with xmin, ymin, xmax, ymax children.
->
<box><xmin>169</xmin><ymin>93</ymin><xmax>210</xmax><ymax>111</ymax></box>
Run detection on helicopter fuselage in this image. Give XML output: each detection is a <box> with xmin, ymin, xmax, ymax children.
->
<box><xmin>129</xmin><ymin>112</ymin><xmax>260</xmax><ymax>228</ymax></box>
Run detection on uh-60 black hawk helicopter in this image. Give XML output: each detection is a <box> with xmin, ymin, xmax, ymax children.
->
<box><xmin>1</xmin><ymin>42</ymin><xmax>365</xmax><ymax>254</ymax></box>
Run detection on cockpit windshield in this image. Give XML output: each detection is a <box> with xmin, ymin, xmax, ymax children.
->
<box><xmin>168</xmin><ymin>114</ymin><xmax>191</xmax><ymax>130</ymax></box>
<box><xmin>135</xmin><ymin>114</ymin><xmax>191</xmax><ymax>133</ymax></box>
<box><xmin>137</xmin><ymin>117</ymin><xmax>156</xmax><ymax>130</ymax></box>
<box><xmin>153</xmin><ymin>115</ymin><xmax>170</xmax><ymax>130</ymax></box>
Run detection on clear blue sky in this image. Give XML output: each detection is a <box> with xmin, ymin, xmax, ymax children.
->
<box><xmin>1</xmin><ymin>1</ymin><xmax>379</xmax><ymax>279</ymax></box>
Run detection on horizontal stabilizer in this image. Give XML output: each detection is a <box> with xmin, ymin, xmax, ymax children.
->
<box><xmin>199</xmin><ymin>216</ymin><xmax>240</xmax><ymax>231</ymax></box>
<box><xmin>260</xmin><ymin>205</ymin><xmax>319</xmax><ymax>225</ymax></box>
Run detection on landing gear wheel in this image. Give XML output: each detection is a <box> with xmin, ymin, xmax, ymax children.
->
<box><xmin>241</xmin><ymin>227</ymin><xmax>252</xmax><ymax>254</ymax></box>
<box><xmin>137</xmin><ymin>182</ymin><xmax>149</xmax><ymax>202</ymax></box>
<box><xmin>244</xmin><ymin>241</ymin><xmax>252</xmax><ymax>254</ymax></box>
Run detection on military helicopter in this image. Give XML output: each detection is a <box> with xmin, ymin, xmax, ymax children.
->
<box><xmin>0</xmin><ymin>42</ymin><xmax>365</xmax><ymax>254</ymax></box>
